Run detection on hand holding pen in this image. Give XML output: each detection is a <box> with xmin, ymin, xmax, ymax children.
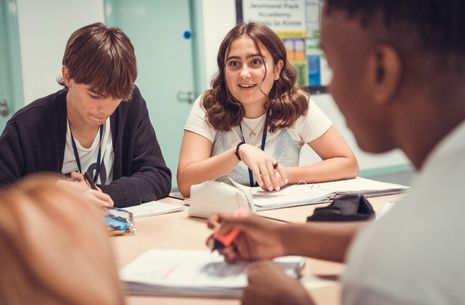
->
<box><xmin>83</xmin><ymin>172</ymin><xmax>98</xmax><ymax>190</ymax></box>
<box><xmin>62</xmin><ymin>171</ymin><xmax>114</xmax><ymax>208</ymax></box>
<box><xmin>207</xmin><ymin>210</ymin><xmax>287</xmax><ymax>263</ymax></box>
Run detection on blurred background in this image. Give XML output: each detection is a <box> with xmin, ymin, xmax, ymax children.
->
<box><xmin>0</xmin><ymin>0</ymin><xmax>412</xmax><ymax>189</ymax></box>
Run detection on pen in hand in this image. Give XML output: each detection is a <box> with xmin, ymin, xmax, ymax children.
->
<box><xmin>210</xmin><ymin>209</ymin><xmax>249</xmax><ymax>252</ymax></box>
<box><xmin>211</xmin><ymin>228</ymin><xmax>240</xmax><ymax>252</ymax></box>
<box><xmin>83</xmin><ymin>172</ymin><xmax>98</xmax><ymax>190</ymax></box>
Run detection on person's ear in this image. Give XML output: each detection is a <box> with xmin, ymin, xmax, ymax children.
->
<box><xmin>273</xmin><ymin>59</ymin><xmax>284</xmax><ymax>80</ymax></box>
<box><xmin>62</xmin><ymin>66</ymin><xmax>72</xmax><ymax>87</ymax></box>
<box><xmin>366</xmin><ymin>45</ymin><xmax>402</xmax><ymax>105</ymax></box>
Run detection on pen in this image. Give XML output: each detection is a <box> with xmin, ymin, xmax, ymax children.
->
<box><xmin>210</xmin><ymin>209</ymin><xmax>249</xmax><ymax>252</ymax></box>
<box><xmin>83</xmin><ymin>172</ymin><xmax>98</xmax><ymax>190</ymax></box>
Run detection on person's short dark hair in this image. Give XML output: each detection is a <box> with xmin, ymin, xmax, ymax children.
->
<box><xmin>324</xmin><ymin>0</ymin><xmax>465</xmax><ymax>55</ymax></box>
<box><xmin>57</xmin><ymin>22</ymin><xmax>137</xmax><ymax>100</ymax></box>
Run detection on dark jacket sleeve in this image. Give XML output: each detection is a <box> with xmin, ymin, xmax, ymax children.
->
<box><xmin>100</xmin><ymin>90</ymin><xmax>172</xmax><ymax>207</ymax></box>
<box><xmin>0</xmin><ymin>120</ymin><xmax>25</xmax><ymax>187</ymax></box>
<box><xmin>0</xmin><ymin>90</ymin><xmax>69</xmax><ymax>188</ymax></box>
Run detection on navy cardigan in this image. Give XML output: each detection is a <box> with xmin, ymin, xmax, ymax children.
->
<box><xmin>0</xmin><ymin>86</ymin><xmax>172</xmax><ymax>207</ymax></box>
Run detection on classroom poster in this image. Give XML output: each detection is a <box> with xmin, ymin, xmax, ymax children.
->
<box><xmin>240</xmin><ymin>0</ymin><xmax>309</xmax><ymax>87</ymax></box>
<box><xmin>305</xmin><ymin>0</ymin><xmax>330</xmax><ymax>90</ymax></box>
<box><xmin>237</xmin><ymin>0</ymin><xmax>330</xmax><ymax>92</ymax></box>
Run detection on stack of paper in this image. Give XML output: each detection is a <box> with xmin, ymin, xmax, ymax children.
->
<box><xmin>251</xmin><ymin>177</ymin><xmax>408</xmax><ymax>210</ymax></box>
<box><xmin>315</xmin><ymin>177</ymin><xmax>409</xmax><ymax>197</ymax></box>
<box><xmin>120</xmin><ymin>249</ymin><xmax>305</xmax><ymax>298</ymax></box>
<box><xmin>124</xmin><ymin>201</ymin><xmax>184</xmax><ymax>218</ymax></box>
<box><xmin>252</xmin><ymin>186</ymin><xmax>333</xmax><ymax>210</ymax></box>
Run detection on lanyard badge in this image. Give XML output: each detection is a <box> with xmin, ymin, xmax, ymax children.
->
<box><xmin>70</xmin><ymin>124</ymin><xmax>104</xmax><ymax>183</ymax></box>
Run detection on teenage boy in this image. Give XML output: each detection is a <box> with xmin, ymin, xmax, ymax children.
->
<box><xmin>208</xmin><ymin>1</ymin><xmax>465</xmax><ymax>304</ymax></box>
<box><xmin>0</xmin><ymin>22</ymin><xmax>171</xmax><ymax>208</ymax></box>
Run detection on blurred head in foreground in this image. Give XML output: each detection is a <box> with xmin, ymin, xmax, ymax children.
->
<box><xmin>0</xmin><ymin>175</ymin><xmax>124</xmax><ymax>305</ymax></box>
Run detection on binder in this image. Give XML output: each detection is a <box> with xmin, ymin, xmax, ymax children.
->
<box><xmin>252</xmin><ymin>177</ymin><xmax>408</xmax><ymax>210</ymax></box>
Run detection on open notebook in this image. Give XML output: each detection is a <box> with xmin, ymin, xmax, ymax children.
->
<box><xmin>120</xmin><ymin>249</ymin><xmax>305</xmax><ymax>298</ymax></box>
<box><xmin>252</xmin><ymin>177</ymin><xmax>408</xmax><ymax>210</ymax></box>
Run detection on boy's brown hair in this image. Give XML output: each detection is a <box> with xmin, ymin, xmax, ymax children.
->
<box><xmin>58</xmin><ymin>22</ymin><xmax>137</xmax><ymax>100</ymax></box>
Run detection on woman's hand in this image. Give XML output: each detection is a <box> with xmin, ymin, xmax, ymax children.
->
<box><xmin>206</xmin><ymin>213</ymin><xmax>287</xmax><ymax>263</ymax></box>
<box><xmin>238</xmin><ymin>143</ymin><xmax>288</xmax><ymax>191</ymax></box>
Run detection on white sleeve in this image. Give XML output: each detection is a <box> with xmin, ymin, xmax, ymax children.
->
<box><xmin>299</xmin><ymin>98</ymin><xmax>333</xmax><ymax>143</ymax></box>
<box><xmin>184</xmin><ymin>95</ymin><xmax>216</xmax><ymax>142</ymax></box>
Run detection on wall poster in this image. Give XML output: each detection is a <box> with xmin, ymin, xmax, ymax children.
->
<box><xmin>236</xmin><ymin>0</ymin><xmax>330</xmax><ymax>94</ymax></box>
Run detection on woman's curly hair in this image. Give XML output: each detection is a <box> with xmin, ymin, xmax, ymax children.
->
<box><xmin>202</xmin><ymin>22</ymin><xmax>308</xmax><ymax>133</ymax></box>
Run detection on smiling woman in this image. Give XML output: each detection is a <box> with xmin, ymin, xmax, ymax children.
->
<box><xmin>177</xmin><ymin>22</ymin><xmax>358</xmax><ymax>197</ymax></box>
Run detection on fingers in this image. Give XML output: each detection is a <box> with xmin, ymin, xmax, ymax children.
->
<box><xmin>275</xmin><ymin>165</ymin><xmax>288</xmax><ymax>186</ymax></box>
<box><xmin>207</xmin><ymin>213</ymin><xmax>222</xmax><ymax>229</ymax></box>
<box><xmin>207</xmin><ymin>212</ymin><xmax>253</xmax><ymax>261</ymax></box>
<box><xmin>240</xmin><ymin>146</ymin><xmax>287</xmax><ymax>191</ymax></box>
<box><xmin>256</xmin><ymin>161</ymin><xmax>288</xmax><ymax>191</ymax></box>
<box><xmin>88</xmin><ymin>189</ymin><xmax>114</xmax><ymax>208</ymax></box>
<box><xmin>69</xmin><ymin>171</ymin><xmax>85</xmax><ymax>182</ymax></box>
<box><xmin>221</xmin><ymin>246</ymin><xmax>240</xmax><ymax>263</ymax></box>
<box><xmin>249</xmin><ymin>159</ymin><xmax>285</xmax><ymax>191</ymax></box>
<box><xmin>206</xmin><ymin>234</ymin><xmax>214</xmax><ymax>248</ymax></box>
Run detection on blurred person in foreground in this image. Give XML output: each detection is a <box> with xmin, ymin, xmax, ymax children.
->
<box><xmin>0</xmin><ymin>175</ymin><xmax>124</xmax><ymax>305</ymax></box>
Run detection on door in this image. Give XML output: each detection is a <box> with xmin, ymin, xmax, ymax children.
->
<box><xmin>0</xmin><ymin>0</ymin><xmax>23</xmax><ymax>130</ymax></box>
<box><xmin>105</xmin><ymin>0</ymin><xmax>198</xmax><ymax>188</ymax></box>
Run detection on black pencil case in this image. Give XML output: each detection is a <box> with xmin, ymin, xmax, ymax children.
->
<box><xmin>306</xmin><ymin>194</ymin><xmax>375</xmax><ymax>222</ymax></box>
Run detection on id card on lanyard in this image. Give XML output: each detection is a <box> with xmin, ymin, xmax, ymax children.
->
<box><xmin>239</xmin><ymin>118</ymin><xmax>268</xmax><ymax>187</ymax></box>
<box><xmin>70</xmin><ymin>125</ymin><xmax>103</xmax><ymax>183</ymax></box>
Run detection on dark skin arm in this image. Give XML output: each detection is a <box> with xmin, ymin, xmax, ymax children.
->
<box><xmin>207</xmin><ymin>213</ymin><xmax>365</xmax><ymax>305</ymax></box>
<box><xmin>207</xmin><ymin>213</ymin><xmax>365</xmax><ymax>263</ymax></box>
<box><xmin>242</xmin><ymin>261</ymin><xmax>316</xmax><ymax>305</ymax></box>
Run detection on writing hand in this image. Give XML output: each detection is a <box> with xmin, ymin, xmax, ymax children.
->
<box><xmin>59</xmin><ymin>172</ymin><xmax>114</xmax><ymax>208</ymax></box>
<box><xmin>242</xmin><ymin>261</ymin><xmax>315</xmax><ymax>305</ymax></box>
<box><xmin>206</xmin><ymin>213</ymin><xmax>286</xmax><ymax>263</ymax></box>
<box><xmin>237</xmin><ymin>143</ymin><xmax>288</xmax><ymax>191</ymax></box>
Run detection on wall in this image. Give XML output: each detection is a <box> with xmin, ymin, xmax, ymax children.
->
<box><xmin>200</xmin><ymin>0</ymin><xmax>236</xmax><ymax>90</ymax></box>
<box><xmin>16</xmin><ymin>0</ymin><xmax>105</xmax><ymax>104</ymax></box>
<box><xmin>14</xmin><ymin>0</ymin><xmax>409</xmax><ymax>177</ymax></box>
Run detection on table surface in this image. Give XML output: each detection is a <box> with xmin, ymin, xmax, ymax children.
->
<box><xmin>113</xmin><ymin>195</ymin><xmax>401</xmax><ymax>305</ymax></box>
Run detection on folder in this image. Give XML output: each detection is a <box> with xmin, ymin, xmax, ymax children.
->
<box><xmin>252</xmin><ymin>177</ymin><xmax>408</xmax><ymax>211</ymax></box>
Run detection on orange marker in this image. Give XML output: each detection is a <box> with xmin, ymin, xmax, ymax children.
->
<box><xmin>211</xmin><ymin>209</ymin><xmax>248</xmax><ymax>251</ymax></box>
<box><xmin>212</xmin><ymin>228</ymin><xmax>240</xmax><ymax>250</ymax></box>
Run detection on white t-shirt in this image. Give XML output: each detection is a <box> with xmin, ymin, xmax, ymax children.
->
<box><xmin>184</xmin><ymin>95</ymin><xmax>332</xmax><ymax>185</ymax></box>
<box><xmin>62</xmin><ymin>118</ymin><xmax>114</xmax><ymax>185</ymax></box>
<box><xmin>342</xmin><ymin>120</ymin><xmax>465</xmax><ymax>305</ymax></box>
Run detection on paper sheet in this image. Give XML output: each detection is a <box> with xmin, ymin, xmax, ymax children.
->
<box><xmin>124</xmin><ymin>201</ymin><xmax>183</xmax><ymax>218</ymax></box>
<box><xmin>120</xmin><ymin>249</ymin><xmax>305</xmax><ymax>297</ymax></box>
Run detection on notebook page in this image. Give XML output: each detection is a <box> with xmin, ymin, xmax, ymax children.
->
<box><xmin>124</xmin><ymin>201</ymin><xmax>183</xmax><ymax>218</ymax></box>
<box><xmin>120</xmin><ymin>249</ymin><xmax>305</xmax><ymax>297</ymax></box>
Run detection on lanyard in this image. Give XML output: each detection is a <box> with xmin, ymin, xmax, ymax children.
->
<box><xmin>70</xmin><ymin>125</ymin><xmax>103</xmax><ymax>183</ymax></box>
<box><xmin>239</xmin><ymin>118</ymin><xmax>268</xmax><ymax>187</ymax></box>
